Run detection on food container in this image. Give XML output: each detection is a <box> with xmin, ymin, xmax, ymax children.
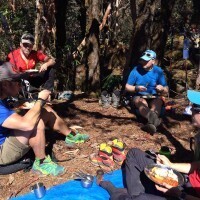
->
<box><xmin>32</xmin><ymin>182</ymin><xmax>46</xmax><ymax>199</ymax></box>
<box><xmin>159</xmin><ymin>146</ymin><xmax>171</xmax><ymax>159</ymax></box>
<box><xmin>81</xmin><ymin>175</ymin><xmax>94</xmax><ymax>188</ymax></box>
<box><xmin>144</xmin><ymin>164</ymin><xmax>185</xmax><ymax>187</ymax></box>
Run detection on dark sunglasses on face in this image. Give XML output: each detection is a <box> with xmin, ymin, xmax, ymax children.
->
<box><xmin>23</xmin><ymin>43</ymin><xmax>33</xmax><ymax>48</ymax></box>
<box><xmin>143</xmin><ymin>52</ymin><xmax>155</xmax><ymax>60</ymax></box>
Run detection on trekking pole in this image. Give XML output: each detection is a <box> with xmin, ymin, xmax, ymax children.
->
<box><xmin>183</xmin><ymin>34</ymin><xmax>190</xmax><ymax>96</ymax></box>
<box><xmin>168</xmin><ymin>26</ymin><xmax>174</xmax><ymax>98</ymax></box>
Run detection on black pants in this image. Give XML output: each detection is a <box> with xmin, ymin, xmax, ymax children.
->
<box><xmin>28</xmin><ymin>67</ymin><xmax>55</xmax><ymax>91</ymax></box>
<box><xmin>101</xmin><ymin>148</ymin><xmax>197</xmax><ymax>200</ymax></box>
<box><xmin>100</xmin><ymin>148</ymin><xmax>167</xmax><ymax>200</ymax></box>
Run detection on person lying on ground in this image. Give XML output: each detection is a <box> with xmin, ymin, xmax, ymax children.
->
<box><xmin>97</xmin><ymin>90</ymin><xmax>200</xmax><ymax>199</ymax></box>
<box><xmin>0</xmin><ymin>62</ymin><xmax>89</xmax><ymax>176</ymax></box>
<box><xmin>7</xmin><ymin>33</ymin><xmax>55</xmax><ymax>91</ymax></box>
<box><xmin>98</xmin><ymin>147</ymin><xmax>200</xmax><ymax>200</ymax></box>
<box><xmin>125</xmin><ymin>50</ymin><xmax>168</xmax><ymax>134</ymax></box>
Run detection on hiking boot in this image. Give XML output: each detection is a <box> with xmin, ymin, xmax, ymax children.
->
<box><xmin>100</xmin><ymin>91</ymin><xmax>110</xmax><ymax>108</ymax></box>
<box><xmin>32</xmin><ymin>155</ymin><xmax>65</xmax><ymax>176</ymax></box>
<box><xmin>147</xmin><ymin>111</ymin><xmax>161</xmax><ymax>128</ymax></box>
<box><xmin>141</xmin><ymin>123</ymin><xmax>157</xmax><ymax>135</ymax></box>
<box><xmin>112</xmin><ymin>90</ymin><xmax>120</xmax><ymax>108</ymax></box>
<box><xmin>65</xmin><ymin>131</ymin><xmax>89</xmax><ymax>146</ymax></box>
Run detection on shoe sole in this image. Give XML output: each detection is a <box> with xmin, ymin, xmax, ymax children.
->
<box><xmin>141</xmin><ymin>124</ymin><xmax>157</xmax><ymax>135</ymax></box>
<box><xmin>32</xmin><ymin>168</ymin><xmax>65</xmax><ymax>176</ymax></box>
<box><xmin>65</xmin><ymin>137</ymin><xmax>89</xmax><ymax>147</ymax></box>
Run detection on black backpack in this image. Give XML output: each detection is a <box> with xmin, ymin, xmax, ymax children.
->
<box><xmin>0</xmin><ymin>158</ymin><xmax>33</xmax><ymax>175</ymax></box>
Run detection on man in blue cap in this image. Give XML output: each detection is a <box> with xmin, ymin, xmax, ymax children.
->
<box><xmin>125</xmin><ymin>50</ymin><xmax>168</xmax><ymax>134</ymax></box>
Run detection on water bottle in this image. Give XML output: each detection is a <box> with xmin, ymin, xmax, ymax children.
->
<box><xmin>159</xmin><ymin>146</ymin><xmax>171</xmax><ymax>159</ymax></box>
<box><xmin>190</xmin><ymin>132</ymin><xmax>200</xmax><ymax>161</ymax></box>
<box><xmin>183</xmin><ymin>37</ymin><xmax>190</xmax><ymax>59</ymax></box>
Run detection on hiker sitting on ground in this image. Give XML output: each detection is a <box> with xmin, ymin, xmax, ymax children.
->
<box><xmin>0</xmin><ymin>62</ymin><xmax>89</xmax><ymax>176</ymax></box>
<box><xmin>7</xmin><ymin>33</ymin><xmax>55</xmax><ymax>91</ymax></box>
<box><xmin>125</xmin><ymin>50</ymin><xmax>168</xmax><ymax>134</ymax></box>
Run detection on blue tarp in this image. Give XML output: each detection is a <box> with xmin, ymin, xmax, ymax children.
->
<box><xmin>13</xmin><ymin>169</ymin><xmax>124</xmax><ymax>200</ymax></box>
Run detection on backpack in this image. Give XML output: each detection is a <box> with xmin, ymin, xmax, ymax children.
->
<box><xmin>0</xmin><ymin>157</ymin><xmax>33</xmax><ymax>175</ymax></box>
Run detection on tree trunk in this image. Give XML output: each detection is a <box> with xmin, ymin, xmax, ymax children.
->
<box><xmin>40</xmin><ymin>0</ymin><xmax>56</xmax><ymax>55</ymax></box>
<box><xmin>85</xmin><ymin>0</ymin><xmax>101</xmax><ymax>95</ymax></box>
<box><xmin>34</xmin><ymin>0</ymin><xmax>42</xmax><ymax>50</ymax></box>
<box><xmin>55</xmin><ymin>0</ymin><xmax>67</xmax><ymax>63</ymax></box>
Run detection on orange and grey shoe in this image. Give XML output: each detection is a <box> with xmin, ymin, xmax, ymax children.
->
<box><xmin>89</xmin><ymin>153</ymin><xmax>114</xmax><ymax>172</ymax></box>
<box><xmin>110</xmin><ymin>139</ymin><xmax>126</xmax><ymax>165</ymax></box>
<box><xmin>98</xmin><ymin>143</ymin><xmax>115</xmax><ymax>168</ymax></box>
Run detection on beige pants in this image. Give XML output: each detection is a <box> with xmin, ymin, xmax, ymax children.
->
<box><xmin>0</xmin><ymin>135</ymin><xmax>30</xmax><ymax>165</ymax></box>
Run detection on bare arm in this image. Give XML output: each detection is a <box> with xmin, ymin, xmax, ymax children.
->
<box><xmin>39</xmin><ymin>57</ymin><xmax>56</xmax><ymax>72</ymax></box>
<box><xmin>125</xmin><ymin>83</ymin><xmax>136</xmax><ymax>92</ymax></box>
<box><xmin>2</xmin><ymin>90</ymin><xmax>51</xmax><ymax>131</ymax></box>
<box><xmin>125</xmin><ymin>83</ymin><xmax>147</xmax><ymax>93</ymax></box>
<box><xmin>157</xmin><ymin>154</ymin><xmax>199</xmax><ymax>174</ymax></box>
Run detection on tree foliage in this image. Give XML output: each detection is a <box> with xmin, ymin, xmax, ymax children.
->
<box><xmin>0</xmin><ymin>0</ymin><xmax>199</xmax><ymax>92</ymax></box>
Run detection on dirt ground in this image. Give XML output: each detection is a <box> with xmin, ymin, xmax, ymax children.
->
<box><xmin>0</xmin><ymin>94</ymin><xmax>196</xmax><ymax>200</ymax></box>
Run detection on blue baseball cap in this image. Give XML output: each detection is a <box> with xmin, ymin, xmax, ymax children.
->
<box><xmin>187</xmin><ymin>90</ymin><xmax>200</xmax><ymax>105</ymax></box>
<box><xmin>140</xmin><ymin>50</ymin><xmax>156</xmax><ymax>61</ymax></box>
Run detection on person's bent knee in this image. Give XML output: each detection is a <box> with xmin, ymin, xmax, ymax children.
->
<box><xmin>0</xmin><ymin>136</ymin><xmax>30</xmax><ymax>165</ymax></box>
<box><xmin>126</xmin><ymin>148</ymin><xmax>143</xmax><ymax>161</ymax></box>
<box><xmin>134</xmin><ymin>98</ymin><xmax>148</xmax><ymax>107</ymax></box>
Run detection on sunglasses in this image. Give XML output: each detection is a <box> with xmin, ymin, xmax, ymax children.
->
<box><xmin>22</xmin><ymin>43</ymin><xmax>33</xmax><ymax>48</ymax></box>
<box><xmin>143</xmin><ymin>52</ymin><xmax>155</xmax><ymax>60</ymax></box>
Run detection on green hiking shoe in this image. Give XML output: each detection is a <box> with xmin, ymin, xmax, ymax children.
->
<box><xmin>65</xmin><ymin>132</ymin><xmax>89</xmax><ymax>146</ymax></box>
<box><xmin>32</xmin><ymin>155</ymin><xmax>65</xmax><ymax>176</ymax></box>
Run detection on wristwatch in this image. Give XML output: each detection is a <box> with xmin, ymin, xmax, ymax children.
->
<box><xmin>36</xmin><ymin>98</ymin><xmax>46</xmax><ymax>107</ymax></box>
<box><xmin>179</xmin><ymin>192</ymin><xmax>187</xmax><ymax>200</ymax></box>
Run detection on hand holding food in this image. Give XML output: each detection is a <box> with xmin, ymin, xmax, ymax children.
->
<box><xmin>157</xmin><ymin>154</ymin><xmax>172</xmax><ymax>167</ymax></box>
<box><xmin>155</xmin><ymin>184</ymin><xmax>181</xmax><ymax>197</ymax></box>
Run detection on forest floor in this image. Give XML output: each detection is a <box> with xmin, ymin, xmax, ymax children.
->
<box><xmin>0</xmin><ymin>93</ymin><xmax>197</xmax><ymax>200</ymax></box>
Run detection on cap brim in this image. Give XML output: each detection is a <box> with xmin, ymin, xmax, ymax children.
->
<box><xmin>187</xmin><ymin>90</ymin><xmax>200</xmax><ymax>105</ymax></box>
<box><xmin>140</xmin><ymin>55</ymin><xmax>151</xmax><ymax>61</ymax></box>
<box><xmin>21</xmin><ymin>39</ymin><xmax>33</xmax><ymax>45</ymax></box>
<box><xmin>0</xmin><ymin>62</ymin><xmax>28</xmax><ymax>81</ymax></box>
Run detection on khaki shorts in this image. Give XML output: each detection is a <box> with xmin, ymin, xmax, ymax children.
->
<box><xmin>0</xmin><ymin>135</ymin><xmax>30</xmax><ymax>165</ymax></box>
